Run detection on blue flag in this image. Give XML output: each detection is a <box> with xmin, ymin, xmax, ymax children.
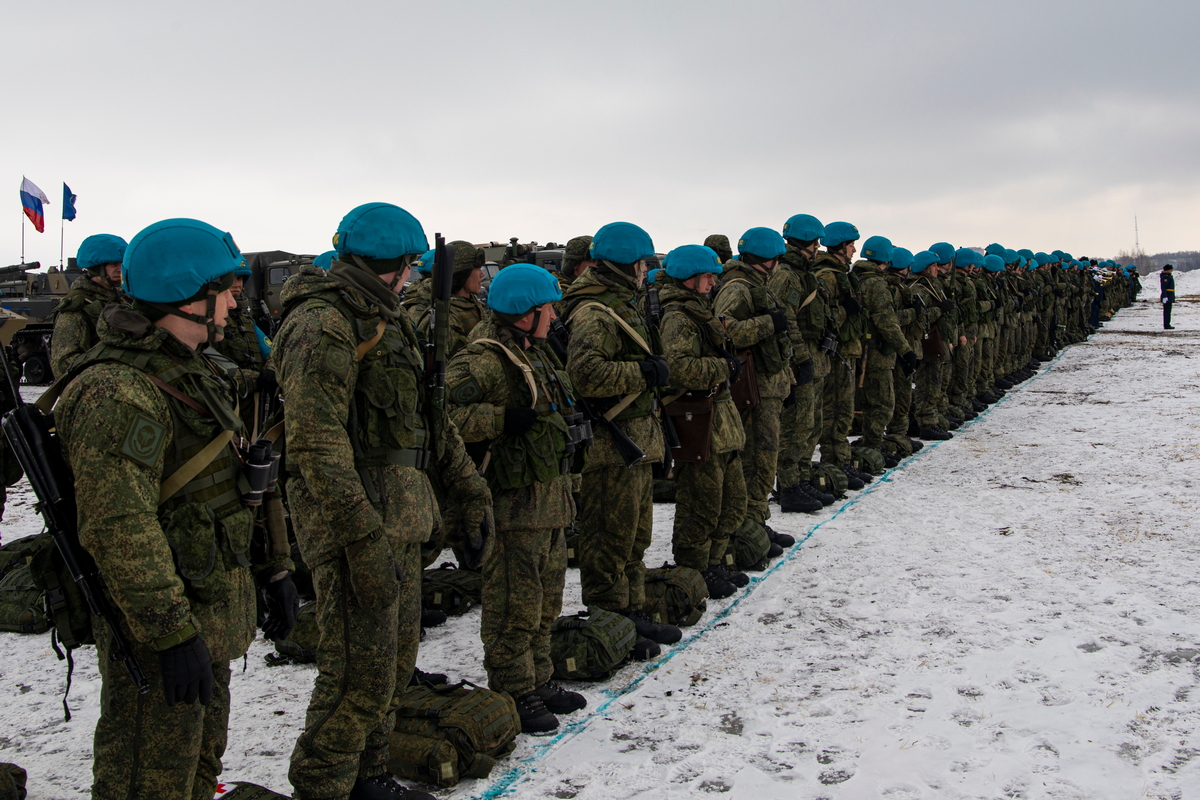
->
<box><xmin>62</xmin><ymin>183</ymin><xmax>77</xmax><ymax>221</ymax></box>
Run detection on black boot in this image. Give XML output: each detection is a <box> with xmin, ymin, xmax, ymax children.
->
<box><xmin>803</xmin><ymin>480</ymin><xmax>836</xmax><ymax>506</ymax></box>
<box><xmin>918</xmin><ymin>426</ymin><xmax>953</xmax><ymax>440</ymax></box>
<box><xmin>631</xmin><ymin>636</ymin><xmax>661</xmax><ymax>660</ymax></box>
<box><xmin>715</xmin><ymin>563</ymin><xmax>749</xmax><ymax>588</ymax></box>
<box><xmin>881</xmin><ymin>450</ymin><xmax>901</xmax><ymax>468</ymax></box>
<box><xmin>514</xmin><ymin>691</ymin><xmax>560</xmax><ymax>734</ymax></box>
<box><xmin>349</xmin><ymin>774</ymin><xmax>436</xmax><ymax>800</ymax></box>
<box><xmin>838</xmin><ymin>465</ymin><xmax>865</xmax><ymax>490</ymax></box>
<box><xmin>779</xmin><ymin>483</ymin><xmax>822</xmax><ymax>513</ymax></box>
<box><xmin>763</xmin><ymin>524</ymin><xmax>796</xmax><ymax>547</ymax></box>
<box><xmin>408</xmin><ymin>668</ymin><xmax>448</xmax><ymax>688</ymax></box>
<box><xmin>535</xmin><ymin>681</ymin><xmax>587</xmax><ymax>714</ymax></box>
<box><xmin>701</xmin><ymin>566</ymin><xmax>737</xmax><ymax>599</ymax></box>
<box><xmin>626</xmin><ymin>609</ymin><xmax>682</xmax><ymax>644</ymax></box>
<box><xmin>971</xmin><ymin>399</ymin><xmax>987</xmax><ymax>412</ymax></box>
<box><xmin>907</xmin><ymin>437</ymin><xmax>924</xmax><ymax>452</ymax></box>
<box><xmin>843</xmin><ymin>464</ymin><xmax>873</xmax><ymax>485</ymax></box>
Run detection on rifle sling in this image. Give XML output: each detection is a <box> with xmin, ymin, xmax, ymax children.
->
<box><xmin>575</xmin><ymin>301</ymin><xmax>652</xmax><ymax>422</ymax></box>
<box><xmin>159</xmin><ymin>429</ymin><xmax>234</xmax><ymax>506</ymax></box>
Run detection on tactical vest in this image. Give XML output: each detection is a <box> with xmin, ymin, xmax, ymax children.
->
<box><xmin>218</xmin><ymin>304</ymin><xmax>265</xmax><ymax>370</ymax></box>
<box><xmin>565</xmin><ymin>286</ymin><xmax>659</xmax><ymax>422</ymax></box>
<box><xmin>815</xmin><ymin>265</ymin><xmax>867</xmax><ymax>344</ymax></box>
<box><xmin>48</xmin><ymin>285</ymin><xmax>114</xmax><ymax>350</ymax></box>
<box><xmin>715</xmin><ymin>270</ymin><xmax>792</xmax><ymax>376</ymax></box>
<box><xmin>71</xmin><ymin>343</ymin><xmax>254</xmax><ymax>606</ymax></box>
<box><xmin>777</xmin><ymin>259</ymin><xmax>830</xmax><ymax>343</ymax></box>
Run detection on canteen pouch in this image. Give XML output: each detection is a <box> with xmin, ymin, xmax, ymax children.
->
<box><xmin>665</xmin><ymin>394</ymin><xmax>715</xmax><ymax>464</ymax></box>
<box><xmin>0</xmin><ymin>565</ymin><xmax>48</xmax><ymax>634</ymax></box>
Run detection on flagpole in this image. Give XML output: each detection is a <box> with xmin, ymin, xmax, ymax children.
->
<box><xmin>60</xmin><ymin>214</ymin><xmax>64</xmax><ymax>269</ymax></box>
<box><xmin>21</xmin><ymin>209</ymin><xmax>25</xmax><ymax>265</ymax></box>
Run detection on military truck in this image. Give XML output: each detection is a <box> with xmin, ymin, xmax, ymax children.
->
<box><xmin>239</xmin><ymin>250</ymin><xmax>316</xmax><ymax>336</ymax></box>
<box><xmin>0</xmin><ymin>261</ymin><xmax>84</xmax><ymax>384</ymax></box>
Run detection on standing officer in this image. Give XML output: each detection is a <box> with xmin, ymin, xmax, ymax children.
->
<box><xmin>417</xmin><ymin>240</ymin><xmax>487</xmax><ymax>358</ymax></box>
<box><xmin>56</xmin><ymin>218</ymin><xmax>298</xmax><ymax>800</ymax></box>
<box><xmin>49</xmin><ymin>233</ymin><xmax>130</xmax><ymax>377</ymax></box>
<box><xmin>563</xmin><ymin>222</ymin><xmax>680</xmax><ymax>648</ymax></box>
<box><xmin>276</xmin><ymin>203</ymin><xmax>491</xmax><ymax>800</ymax></box>
<box><xmin>658</xmin><ymin>245</ymin><xmax>748</xmax><ymax>599</ymax></box>
<box><xmin>1161</xmin><ymin>264</ymin><xmax>1175</xmax><ymax>329</ymax></box>
<box><xmin>445</xmin><ymin>263</ymin><xmax>588</xmax><ymax>735</ymax></box>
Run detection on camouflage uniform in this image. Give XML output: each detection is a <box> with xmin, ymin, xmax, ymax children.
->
<box><xmin>275</xmin><ymin>261</ymin><xmax>491</xmax><ymax>800</ymax></box>
<box><xmin>56</xmin><ymin>308</ymin><xmax>288</xmax><ymax>800</ymax></box>
<box><xmin>445</xmin><ymin>318</ymin><xmax>576</xmax><ymax>697</ymax></box>
<box><xmin>400</xmin><ymin>274</ymin><xmax>433</xmax><ymax>326</ymax></box>
<box><xmin>911</xmin><ymin>274</ymin><xmax>950</xmax><ymax>430</ymax></box>
<box><xmin>713</xmin><ymin>262</ymin><xmax>792</xmax><ymax>525</ymax></box>
<box><xmin>658</xmin><ymin>277</ymin><xmax>746</xmax><ymax>571</ymax></box>
<box><xmin>417</xmin><ymin>293</ymin><xmax>485</xmax><ymax>360</ymax></box>
<box><xmin>972</xmin><ymin>271</ymin><xmax>997</xmax><ymax>397</ymax></box>
<box><xmin>812</xmin><ymin>252</ymin><xmax>863</xmax><ymax>465</ymax></box>
<box><xmin>703</xmin><ymin>235</ymin><xmax>733</xmax><ymax>264</ymax></box>
<box><xmin>564</xmin><ymin>267</ymin><xmax>664</xmax><ymax>614</ymax></box>
<box><xmin>851</xmin><ymin>260</ymin><xmax>912</xmax><ymax>451</ymax></box>
<box><xmin>947</xmin><ymin>268</ymin><xmax>977</xmax><ymax>417</ymax></box>
<box><xmin>885</xmin><ymin>270</ymin><xmax>921</xmax><ymax>441</ymax></box>
<box><xmin>48</xmin><ymin>274</ymin><xmax>126</xmax><ymax>378</ymax></box>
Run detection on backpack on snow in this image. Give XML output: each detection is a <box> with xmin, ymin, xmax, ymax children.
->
<box><xmin>0</xmin><ymin>564</ymin><xmax>48</xmax><ymax>634</ymax></box>
<box><xmin>0</xmin><ymin>762</ymin><xmax>27</xmax><ymax>800</ymax></box>
<box><xmin>268</xmin><ymin>599</ymin><xmax>318</xmax><ymax>664</ymax></box>
<box><xmin>387</xmin><ymin>681</ymin><xmax>519</xmax><ymax>788</ymax></box>
<box><xmin>549</xmin><ymin>609</ymin><xmax>637</xmax><ymax>681</ymax></box>
<box><xmin>0</xmin><ymin>532</ymin><xmax>92</xmax><ymax>646</ymax></box>
<box><xmin>643</xmin><ymin>564</ymin><xmax>708</xmax><ymax>627</ymax></box>
<box><xmin>850</xmin><ymin>445</ymin><xmax>886</xmax><ymax>475</ymax></box>
<box><xmin>727</xmin><ymin>519</ymin><xmax>771</xmax><ymax>572</ymax></box>
<box><xmin>812</xmin><ymin>462</ymin><xmax>848</xmax><ymax>497</ymax></box>
<box><xmin>421</xmin><ymin>562</ymin><xmax>482</xmax><ymax>616</ymax></box>
<box><xmin>882</xmin><ymin>432</ymin><xmax>914</xmax><ymax>456</ymax></box>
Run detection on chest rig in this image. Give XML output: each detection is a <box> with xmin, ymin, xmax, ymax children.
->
<box><xmin>716</xmin><ymin>269</ymin><xmax>793</xmax><ymax>376</ymax></box>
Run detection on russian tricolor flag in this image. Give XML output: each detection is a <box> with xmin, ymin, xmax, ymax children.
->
<box><xmin>20</xmin><ymin>177</ymin><xmax>49</xmax><ymax>233</ymax></box>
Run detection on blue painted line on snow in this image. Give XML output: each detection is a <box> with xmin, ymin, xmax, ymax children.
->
<box><xmin>468</xmin><ymin>351</ymin><xmax>1068</xmax><ymax>798</ymax></box>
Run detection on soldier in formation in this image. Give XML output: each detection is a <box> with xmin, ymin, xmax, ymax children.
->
<box><xmin>48</xmin><ymin>233</ymin><xmax>131</xmax><ymax>377</ymax></box>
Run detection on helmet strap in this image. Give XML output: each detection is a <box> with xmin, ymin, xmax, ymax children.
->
<box><xmin>141</xmin><ymin>281</ymin><xmax>226</xmax><ymax>347</ymax></box>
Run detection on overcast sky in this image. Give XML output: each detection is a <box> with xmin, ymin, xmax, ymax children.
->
<box><xmin>5</xmin><ymin>0</ymin><xmax>1198</xmax><ymax>268</ymax></box>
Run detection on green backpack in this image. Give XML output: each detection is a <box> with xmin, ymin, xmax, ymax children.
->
<box><xmin>387</xmin><ymin>681</ymin><xmax>519</xmax><ymax>788</ymax></box>
<box><xmin>882</xmin><ymin>432</ymin><xmax>914</xmax><ymax>456</ymax></box>
<box><xmin>850</xmin><ymin>445</ymin><xmax>885</xmax><ymax>475</ymax></box>
<box><xmin>812</xmin><ymin>462</ymin><xmax>848</xmax><ymax>497</ymax></box>
<box><xmin>0</xmin><ymin>535</ymin><xmax>44</xmax><ymax>578</ymax></box>
<box><xmin>727</xmin><ymin>519</ymin><xmax>771</xmax><ymax>572</ymax></box>
<box><xmin>0</xmin><ymin>763</ymin><xmax>26</xmax><ymax>800</ymax></box>
<box><xmin>549</xmin><ymin>609</ymin><xmax>637</xmax><ymax>681</ymax></box>
<box><xmin>421</xmin><ymin>563</ymin><xmax>482</xmax><ymax>616</ymax></box>
<box><xmin>0</xmin><ymin>533</ymin><xmax>91</xmax><ymax>646</ymax></box>
<box><xmin>0</xmin><ymin>564</ymin><xmax>48</xmax><ymax>634</ymax></box>
<box><xmin>269</xmin><ymin>600</ymin><xmax>318</xmax><ymax>664</ymax></box>
<box><xmin>643</xmin><ymin>565</ymin><xmax>708</xmax><ymax>627</ymax></box>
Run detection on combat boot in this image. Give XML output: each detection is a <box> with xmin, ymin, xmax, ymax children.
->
<box><xmin>801</xmin><ymin>480</ymin><xmax>835</xmax><ymax>506</ymax></box>
<box><xmin>843</xmin><ymin>464</ymin><xmax>873</xmax><ymax>485</ymax></box>
<box><xmin>408</xmin><ymin>668</ymin><xmax>448</xmax><ymax>688</ymax></box>
<box><xmin>421</xmin><ymin>609</ymin><xmax>447</xmax><ymax>629</ymax></box>
<box><xmin>971</xmin><ymin>399</ymin><xmax>987</xmax><ymax>412</ymax></box>
<box><xmin>907</xmin><ymin>437</ymin><xmax>924</xmax><ymax>452</ymax></box>
<box><xmin>626</xmin><ymin>609</ymin><xmax>682</xmax><ymax>644</ymax></box>
<box><xmin>701</xmin><ymin>566</ymin><xmax>737</xmax><ymax>599</ymax></box>
<box><xmin>763</xmin><ymin>523</ymin><xmax>796</xmax><ymax>547</ymax></box>
<box><xmin>882</xmin><ymin>451</ymin><xmax>901</xmax><ymax>468</ymax></box>
<box><xmin>514</xmin><ymin>691</ymin><xmax>560</xmax><ymax>735</ymax></box>
<box><xmin>838</xmin><ymin>466</ymin><xmax>865</xmax><ymax>490</ymax></box>
<box><xmin>779</xmin><ymin>483</ymin><xmax>822</xmax><ymax>513</ymax></box>
<box><xmin>631</xmin><ymin>636</ymin><xmax>661</xmax><ymax>660</ymax></box>
<box><xmin>715</xmin><ymin>563</ymin><xmax>749</xmax><ymax>587</ymax></box>
<box><xmin>918</xmin><ymin>426</ymin><xmax>952</xmax><ymax>440</ymax></box>
<box><xmin>535</xmin><ymin>681</ymin><xmax>587</xmax><ymax>714</ymax></box>
<box><xmin>349</xmin><ymin>774</ymin><xmax>436</xmax><ymax>800</ymax></box>
<box><xmin>946</xmin><ymin>416</ymin><xmax>962</xmax><ymax>430</ymax></box>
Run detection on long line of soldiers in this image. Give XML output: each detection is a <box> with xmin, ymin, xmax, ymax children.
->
<box><xmin>25</xmin><ymin>210</ymin><xmax>1140</xmax><ymax>800</ymax></box>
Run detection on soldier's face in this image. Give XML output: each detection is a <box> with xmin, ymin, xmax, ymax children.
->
<box><xmin>464</xmin><ymin>268</ymin><xmax>483</xmax><ymax>295</ymax></box>
<box><xmin>231</xmin><ymin>276</ymin><xmax>244</xmax><ymax>298</ymax></box>
<box><xmin>104</xmin><ymin>263</ymin><xmax>123</xmax><ymax>285</ymax></box>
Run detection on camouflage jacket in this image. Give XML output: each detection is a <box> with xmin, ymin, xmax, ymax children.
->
<box><xmin>563</xmin><ymin>267</ymin><xmax>665</xmax><ymax>469</ymax></box>
<box><xmin>972</xmin><ymin>273</ymin><xmax>997</xmax><ymax>338</ymax></box>
<box><xmin>400</xmin><ymin>275</ymin><xmax>433</xmax><ymax>326</ymax></box>
<box><xmin>274</xmin><ymin>264</ymin><xmax>490</xmax><ymax>568</ymax></box>
<box><xmin>713</xmin><ymin>263</ymin><xmax>793</xmax><ymax>397</ymax></box>
<box><xmin>417</xmin><ymin>293</ymin><xmax>485</xmax><ymax>360</ymax></box>
<box><xmin>950</xmin><ymin>268</ymin><xmax>979</xmax><ymax>338</ymax></box>
<box><xmin>767</xmin><ymin>245</ymin><xmax>818</xmax><ymax>363</ymax></box>
<box><xmin>658</xmin><ymin>280</ymin><xmax>745</xmax><ymax>454</ymax></box>
<box><xmin>49</xmin><ymin>275</ymin><xmax>126</xmax><ymax>379</ymax></box>
<box><xmin>215</xmin><ymin>298</ymin><xmax>266</xmax><ymax>371</ymax></box>
<box><xmin>446</xmin><ymin>318</ymin><xmax>575</xmax><ymax>531</ymax></box>
<box><xmin>56</xmin><ymin>311</ymin><xmax>286</xmax><ymax>660</ymax></box>
<box><xmin>851</xmin><ymin>261</ymin><xmax>912</xmax><ymax>361</ymax></box>
<box><xmin>811</xmin><ymin>252</ymin><xmax>866</xmax><ymax>357</ymax></box>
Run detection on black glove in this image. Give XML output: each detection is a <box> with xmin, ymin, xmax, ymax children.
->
<box><xmin>260</xmin><ymin>572</ymin><xmax>300</xmax><ymax>641</ymax></box>
<box><xmin>504</xmin><ymin>407</ymin><xmax>539</xmax><ymax>437</ymax></box>
<box><xmin>462</xmin><ymin>506</ymin><xmax>494</xmax><ymax>570</ymax></box>
<box><xmin>908</xmin><ymin>294</ymin><xmax>926</xmax><ymax>310</ymax></box>
<box><xmin>899</xmin><ymin>350</ymin><xmax>919</xmax><ymax>377</ymax></box>
<box><xmin>938</xmin><ymin>297</ymin><xmax>957</xmax><ymax>312</ymax></box>
<box><xmin>722</xmin><ymin>353</ymin><xmax>741</xmax><ymax>384</ymax></box>
<box><xmin>840</xmin><ymin>294</ymin><xmax>862</xmax><ymax>314</ymax></box>
<box><xmin>793</xmin><ymin>358</ymin><xmax>815</xmax><ymax>386</ymax></box>
<box><xmin>782</xmin><ymin>382</ymin><xmax>797</xmax><ymax>408</ymax></box>
<box><xmin>639</xmin><ymin>356</ymin><xmax>670</xmax><ymax>389</ymax></box>
<box><xmin>158</xmin><ymin>635</ymin><xmax>214</xmax><ymax>707</ymax></box>
<box><xmin>767</xmin><ymin>310</ymin><xmax>789</xmax><ymax>333</ymax></box>
<box><xmin>257</xmin><ymin>368</ymin><xmax>278</xmax><ymax>396</ymax></box>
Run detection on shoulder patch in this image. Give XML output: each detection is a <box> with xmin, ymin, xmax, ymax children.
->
<box><xmin>449</xmin><ymin>376</ymin><xmax>483</xmax><ymax>406</ymax></box>
<box><xmin>318</xmin><ymin>335</ymin><xmax>354</xmax><ymax>381</ymax></box>
<box><xmin>121</xmin><ymin>412</ymin><xmax>168</xmax><ymax>468</ymax></box>
<box><xmin>787</xmin><ymin>288</ymin><xmax>801</xmax><ymax>307</ymax></box>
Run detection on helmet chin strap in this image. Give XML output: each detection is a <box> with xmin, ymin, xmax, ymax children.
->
<box><xmin>143</xmin><ymin>281</ymin><xmax>226</xmax><ymax>347</ymax></box>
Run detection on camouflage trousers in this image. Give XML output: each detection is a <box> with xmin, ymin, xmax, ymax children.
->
<box><xmin>913</xmin><ymin>355</ymin><xmax>943</xmax><ymax>429</ymax></box>
<box><xmin>819</xmin><ymin>356</ymin><xmax>857</xmax><ymax>466</ymax></box>
<box><xmin>975</xmin><ymin>337</ymin><xmax>995</xmax><ymax>395</ymax></box>
<box><xmin>739</xmin><ymin>395</ymin><xmax>783</xmax><ymax>526</ymax></box>
<box><xmin>888</xmin><ymin>360</ymin><xmax>915</xmax><ymax>436</ymax></box>
<box><xmin>673</xmin><ymin>450</ymin><xmax>748</xmax><ymax>571</ymax></box>
<box><xmin>777</xmin><ymin>377</ymin><xmax>816</xmax><ymax>487</ymax></box>
<box><xmin>937</xmin><ymin>344</ymin><xmax>955</xmax><ymax>419</ymax></box>
<box><xmin>855</xmin><ymin>352</ymin><xmax>896</xmax><ymax>450</ymax></box>
<box><xmin>948</xmin><ymin>338</ymin><xmax>975</xmax><ymax>412</ymax></box>
<box><xmin>93</xmin><ymin>621</ymin><xmax>232</xmax><ymax>800</ymax></box>
<box><xmin>790</xmin><ymin>352</ymin><xmax>832</xmax><ymax>484</ymax></box>
<box><xmin>578</xmin><ymin>463</ymin><xmax>653</xmax><ymax>613</ymax></box>
<box><xmin>481</xmin><ymin>527</ymin><xmax>567</xmax><ymax>697</ymax></box>
<box><xmin>289</xmin><ymin>542</ymin><xmax>422</xmax><ymax>800</ymax></box>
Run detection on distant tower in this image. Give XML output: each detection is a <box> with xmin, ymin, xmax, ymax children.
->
<box><xmin>1134</xmin><ymin>215</ymin><xmax>1141</xmax><ymax>258</ymax></box>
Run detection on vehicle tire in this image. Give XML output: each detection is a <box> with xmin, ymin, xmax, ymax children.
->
<box><xmin>22</xmin><ymin>353</ymin><xmax>52</xmax><ymax>385</ymax></box>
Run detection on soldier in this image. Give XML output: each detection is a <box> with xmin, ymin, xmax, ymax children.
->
<box><xmin>446</xmin><ymin>263</ymin><xmax>589</xmax><ymax>734</ymax></box>
<box><xmin>658</xmin><ymin>244</ymin><xmax>748</xmax><ymax>599</ymax></box>
<box><xmin>851</xmin><ymin>236</ymin><xmax>917</xmax><ymax>464</ymax></box>
<box><xmin>1161</xmin><ymin>264</ymin><xmax>1175</xmax><ymax>329</ymax></box>
<box><xmin>704</xmin><ymin>234</ymin><xmax>734</xmax><ymax>264</ymax></box>
<box><xmin>399</xmin><ymin>248</ymin><xmax>435</xmax><ymax>325</ymax></box>
<box><xmin>55</xmin><ymin>218</ymin><xmax>299</xmax><ymax>800</ymax></box>
<box><xmin>417</xmin><ymin>240</ymin><xmax>487</xmax><ymax>358</ymax></box>
<box><xmin>933</xmin><ymin>242</ymin><xmax>978</xmax><ymax>424</ymax></box>
<box><xmin>49</xmin><ymin>233</ymin><xmax>130</xmax><ymax>377</ymax></box>
<box><xmin>883</xmin><ymin>247</ymin><xmax>924</xmax><ymax>455</ymax></box>
<box><xmin>910</xmin><ymin>251</ymin><xmax>954</xmax><ymax>440</ymax></box>
<box><xmin>560</xmin><ymin>235</ymin><xmax>596</xmax><ymax>285</ymax></box>
<box><xmin>275</xmin><ymin>203</ymin><xmax>491</xmax><ymax>800</ymax></box>
<box><xmin>713</xmin><ymin>228</ymin><xmax>794</xmax><ymax>546</ymax></box>
<box><xmin>563</xmin><ymin>221</ymin><xmax>680</xmax><ymax>648</ymax></box>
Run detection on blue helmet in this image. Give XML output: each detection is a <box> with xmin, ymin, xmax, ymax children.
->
<box><xmin>891</xmin><ymin>247</ymin><xmax>914</xmax><ymax>271</ymax></box>
<box><xmin>911</xmin><ymin>251</ymin><xmax>938</xmax><ymax>273</ymax></box>
<box><xmin>1034</xmin><ymin>252</ymin><xmax>1053</xmax><ymax>266</ymax></box>
<box><xmin>821</xmin><ymin>222</ymin><xmax>860</xmax><ymax>248</ymax></box>
<box><xmin>413</xmin><ymin>248</ymin><xmax>436</xmax><ymax>275</ymax></box>
<box><xmin>861</xmin><ymin>235</ymin><xmax>893</xmax><ymax>264</ymax></box>
<box><xmin>1061</xmin><ymin>252</ymin><xmax>1073</xmax><ymax>263</ymax></box>
<box><xmin>982</xmin><ymin>254</ymin><xmax>1005</xmax><ymax>273</ymax></box>
<box><xmin>77</xmin><ymin>234</ymin><xmax>128</xmax><ymax>271</ymax></box>
<box><xmin>123</xmin><ymin>218</ymin><xmax>242</xmax><ymax>304</ymax></box>
<box><xmin>782</xmin><ymin>214</ymin><xmax>824</xmax><ymax>242</ymax></box>
<box><xmin>234</xmin><ymin>255</ymin><xmax>251</xmax><ymax>277</ymax></box>
<box><xmin>646</xmin><ymin>268</ymin><xmax>665</xmax><ymax>284</ymax></box>
<box><xmin>664</xmin><ymin>245</ymin><xmax>722</xmax><ymax>280</ymax></box>
<box><xmin>590</xmin><ymin>222</ymin><xmax>654</xmax><ymax>263</ymax></box>
<box><xmin>333</xmin><ymin>202</ymin><xmax>427</xmax><ymax>260</ymax></box>
<box><xmin>487</xmin><ymin>263</ymin><xmax>562</xmax><ymax>315</ymax></box>
<box><xmin>738</xmin><ymin>227</ymin><xmax>787</xmax><ymax>259</ymax></box>
<box><xmin>929</xmin><ymin>242</ymin><xmax>955</xmax><ymax>265</ymax></box>
<box><xmin>312</xmin><ymin>250</ymin><xmax>337</xmax><ymax>270</ymax></box>
<box><xmin>1017</xmin><ymin>248</ymin><xmax>1035</xmax><ymax>261</ymax></box>
<box><xmin>1002</xmin><ymin>249</ymin><xmax>1019</xmax><ymax>266</ymax></box>
<box><xmin>954</xmin><ymin>247</ymin><xmax>979</xmax><ymax>268</ymax></box>
<box><xmin>985</xmin><ymin>243</ymin><xmax>1006</xmax><ymax>257</ymax></box>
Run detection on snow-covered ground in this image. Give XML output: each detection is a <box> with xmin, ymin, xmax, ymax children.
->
<box><xmin>2</xmin><ymin>271</ymin><xmax>1197</xmax><ymax>800</ymax></box>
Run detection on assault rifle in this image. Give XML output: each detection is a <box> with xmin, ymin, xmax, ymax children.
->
<box><xmin>426</xmin><ymin>233</ymin><xmax>453</xmax><ymax>430</ymax></box>
<box><xmin>0</xmin><ymin>343</ymin><xmax>150</xmax><ymax>698</ymax></box>
<box><xmin>642</xmin><ymin>282</ymin><xmax>679</xmax><ymax>478</ymax></box>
